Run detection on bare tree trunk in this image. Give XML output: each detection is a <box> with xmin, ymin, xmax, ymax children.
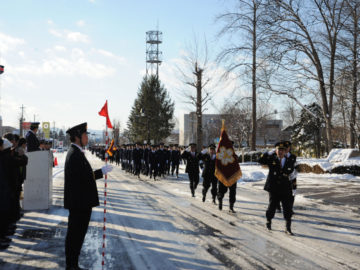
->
<box><xmin>350</xmin><ymin>6</ymin><xmax>358</xmax><ymax>148</ymax></box>
<box><xmin>251</xmin><ymin>4</ymin><xmax>257</xmax><ymax>151</ymax></box>
<box><xmin>196</xmin><ymin>62</ymin><xmax>203</xmax><ymax>151</ymax></box>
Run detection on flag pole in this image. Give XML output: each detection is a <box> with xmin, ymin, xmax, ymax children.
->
<box><xmin>102</xmin><ymin>120</ymin><xmax>108</xmax><ymax>269</ymax></box>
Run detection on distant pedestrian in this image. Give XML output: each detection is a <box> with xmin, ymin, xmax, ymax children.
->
<box><xmin>64</xmin><ymin>122</ymin><xmax>112</xmax><ymax>270</ymax></box>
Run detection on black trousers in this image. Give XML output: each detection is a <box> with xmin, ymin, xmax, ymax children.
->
<box><xmin>149</xmin><ymin>164</ymin><xmax>158</xmax><ymax>179</ymax></box>
<box><xmin>202</xmin><ymin>176</ymin><xmax>218</xmax><ymax>199</ymax></box>
<box><xmin>171</xmin><ymin>163</ymin><xmax>179</xmax><ymax>175</ymax></box>
<box><xmin>65</xmin><ymin>208</ymin><xmax>92</xmax><ymax>267</ymax></box>
<box><xmin>218</xmin><ymin>182</ymin><xmax>237</xmax><ymax>206</ymax></box>
<box><xmin>266</xmin><ymin>192</ymin><xmax>292</xmax><ymax>221</ymax></box>
<box><xmin>188</xmin><ymin>172</ymin><xmax>199</xmax><ymax>194</ymax></box>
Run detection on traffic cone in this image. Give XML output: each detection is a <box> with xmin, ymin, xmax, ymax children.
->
<box><xmin>54</xmin><ymin>157</ymin><xmax>58</xmax><ymax>167</ymax></box>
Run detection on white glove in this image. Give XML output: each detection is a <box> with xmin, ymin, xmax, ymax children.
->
<box><xmin>268</xmin><ymin>150</ymin><xmax>275</xmax><ymax>155</ymax></box>
<box><xmin>292</xmin><ymin>189</ymin><xmax>296</xmax><ymax>196</ymax></box>
<box><xmin>201</xmin><ymin>149</ymin><xmax>208</xmax><ymax>154</ymax></box>
<box><xmin>101</xmin><ymin>165</ymin><xmax>113</xmax><ymax>175</ymax></box>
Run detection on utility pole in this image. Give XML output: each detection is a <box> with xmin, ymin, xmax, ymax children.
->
<box><xmin>19</xmin><ymin>104</ymin><xmax>25</xmax><ymax>136</ymax></box>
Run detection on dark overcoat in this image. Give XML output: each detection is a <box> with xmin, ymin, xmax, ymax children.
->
<box><xmin>199</xmin><ymin>153</ymin><xmax>216</xmax><ymax>179</ymax></box>
<box><xmin>64</xmin><ymin>145</ymin><xmax>103</xmax><ymax>210</ymax></box>
<box><xmin>181</xmin><ymin>151</ymin><xmax>200</xmax><ymax>174</ymax></box>
<box><xmin>0</xmin><ymin>149</ymin><xmax>14</xmax><ymax>212</ymax></box>
<box><xmin>25</xmin><ymin>130</ymin><xmax>40</xmax><ymax>152</ymax></box>
<box><xmin>258</xmin><ymin>152</ymin><xmax>296</xmax><ymax>194</ymax></box>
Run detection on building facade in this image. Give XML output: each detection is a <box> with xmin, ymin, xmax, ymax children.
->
<box><xmin>179</xmin><ymin>112</ymin><xmax>284</xmax><ymax>147</ymax></box>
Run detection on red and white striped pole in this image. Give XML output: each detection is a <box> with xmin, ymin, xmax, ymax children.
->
<box><xmin>102</xmin><ymin>125</ymin><xmax>108</xmax><ymax>269</ymax></box>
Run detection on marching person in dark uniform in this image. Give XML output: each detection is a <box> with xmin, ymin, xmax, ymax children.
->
<box><xmin>199</xmin><ymin>144</ymin><xmax>218</xmax><ymax>204</ymax></box>
<box><xmin>64</xmin><ymin>122</ymin><xmax>112</xmax><ymax>270</ymax></box>
<box><xmin>143</xmin><ymin>143</ymin><xmax>151</xmax><ymax>176</ymax></box>
<box><xmin>25</xmin><ymin>122</ymin><xmax>40</xmax><ymax>152</ymax></box>
<box><xmin>132</xmin><ymin>142</ymin><xmax>143</xmax><ymax>178</ymax></box>
<box><xmin>181</xmin><ymin>143</ymin><xmax>200</xmax><ymax>197</ymax></box>
<box><xmin>165</xmin><ymin>145</ymin><xmax>171</xmax><ymax>175</ymax></box>
<box><xmin>148</xmin><ymin>145</ymin><xmax>159</xmax><ymax>180</ymax></box>
<box><xmin>258</xmin><ymin>141</ymin><xmax>296</xmax><ymax>235</ymax></box>
<box><xmin>156</xmin><ymin>143</ymin><xmax>167</xmax><ymax>177</ymax></box>
<box><xmin>170</xmin><ymin>144</ymin><xmax>181</xmax><ymax>178</ymax></box>
<box><xmin>284</xmin><ymin>141</ymin><xmax>297</xmax><ymax>214</ymax></box>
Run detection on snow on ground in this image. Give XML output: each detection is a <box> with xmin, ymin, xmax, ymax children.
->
<box><xmin>0</xmin><ymin>151</ymin><xmax>360</xmax><ymax>269</ymax></box>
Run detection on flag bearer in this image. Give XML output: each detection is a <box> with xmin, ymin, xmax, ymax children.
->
<box><xmin>64</xmin><ymin>122</ymin><xmax>112</xmax><ymax>270</ymax></box>
<box><xmin>199</xmin><ymin>144</ymin><xmax>218</xmax><ymax>204</ymax></box>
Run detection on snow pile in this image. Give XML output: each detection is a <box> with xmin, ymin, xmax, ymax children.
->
<box><xmin>240</xmin><ymin>170</ymin><xmax>266</xmax><ymax>182</ymax></box>
<box><xmin>297</xmin><ymin>149</ymin><xmax>360</xmax><ymax>176</ymax></box>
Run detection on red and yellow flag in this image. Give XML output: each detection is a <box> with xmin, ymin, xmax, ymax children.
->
<box><xmin>215</xmin><ymin>120</ymin><xmax>242</xmax><ymax>187</ymax></box>
<box><xmin>106</xmin><ymin>139</ymin><xmax>115</xmax><ymax>157</ymax></box>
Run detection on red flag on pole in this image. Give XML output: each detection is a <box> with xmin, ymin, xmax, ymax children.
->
<box><xmin>215</xmin><ymin>120</ymin><xmax>242</xmax><ymax>187</ymax></box>
<box><xmin>98</xmin><ymin>100</ymin><xmax>113</xmax><ymax>129</ymax></box>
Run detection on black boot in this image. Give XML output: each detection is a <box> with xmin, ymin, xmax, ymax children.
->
<box><xmin>285</xmin><ymin>220</ymin><xmax>294</xmax><ymax>235</ymax></box>
<box><xmin>212</xmin><ymin>197</ymin><xmax>216</xmax><ymax>205</ymax></box>
<box><xmin>266</xmin><ymin>220</ymin><xmax>271</xmax><ymax>231</ymax></box>
<box><xmin>229</xmin><ymin>204</ymin><xmax>236</xmax><ymax>213</ymax></box>
<box><xmin>218</xmin><ymin>199</ymin><xmax>223</xmax><ymax>210</ymax></box>
<box><xmin>202</xmin><ymin>196</ymin><xmax>206</xmax><ymax>202</ymax></box>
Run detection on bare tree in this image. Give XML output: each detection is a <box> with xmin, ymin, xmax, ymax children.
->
<box><xmin>264</xmin><ymin>0</ymin><xmax>347</xmax><ymax>153</ymax></box>
<box><xmin>217</xmin><ymin>0</ymin><xmax>273</xmax><ymax>150</ymax></box>
<box><xmin>177</xmin><ymin>36</ymin><xmax>216</xmax><ymax>150</ymax></box>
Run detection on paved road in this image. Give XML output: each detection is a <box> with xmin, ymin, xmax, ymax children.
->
<box><xmin>1</xmin><ymin>153</ymin><xmax>359</xmax><ymax>269</ymax></box>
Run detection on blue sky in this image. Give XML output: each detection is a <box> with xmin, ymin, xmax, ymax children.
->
<box><xmin>0</xmin><ymin>0</ymin><xmax>241</xmax><ymax>131</ymax></box>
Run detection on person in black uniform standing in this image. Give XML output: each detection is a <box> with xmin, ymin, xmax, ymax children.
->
<box><xmin>199</xmin><ymin>144</ymin><xmax>218</xmax><ymax>204</ymax></box>
<box><xmin>258</xmin><ymin>141</ymin><xmax>296</xmax><ymax>235</ymax></box>
<box><xmin>25</xmin><ymin>122</ymin><xmax>40</xmax><ymax>152</ymax></box>
<box><xmin>181</xmin><ymin>143</ymin><xmax>200</xmax><ymax>197</ymax></box>
<box><xmin>64</xmin><ymin>123</ymin><xmax>112</xmax><ymax>270</ymax></box>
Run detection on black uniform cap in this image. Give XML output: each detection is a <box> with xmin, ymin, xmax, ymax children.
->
<box><xmin>189</xmin><ymin>143</ymin><xmax>197</xmax><ymax>147</ymax></box>
<box><xmin>159</xmin><ymin>142</ymin><xmax>164</xmax><ymax>145</ymax></box>
<box><xmin>275</xmin><ymin>141</ymin><xmax>286</xmax><ymax>149</ymax></box>
<box><xmin>66</xmin><ymin>122</ymin><xmax>88</xmax><ymax>137</ymax></box>
<box><xmin>208</xmin><ymin>144</ymin><xmax>216</xmax><ymax>149</ymax></box>
<box><xmin>30</xmin><ymin>122</ymin><xmax>40</xmax><ymax>130</ymax></box>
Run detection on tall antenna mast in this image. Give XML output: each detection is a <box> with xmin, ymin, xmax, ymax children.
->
<box><xmin>146</xmin><ymin>27</ymin><xmax>162</xmax><ymax>78</ymax></box>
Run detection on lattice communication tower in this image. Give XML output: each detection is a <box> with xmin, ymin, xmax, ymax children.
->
<box><xmin>146</xmin><ymin>30</ymin><xmax>162</xmax><ymax>78</ymax></box>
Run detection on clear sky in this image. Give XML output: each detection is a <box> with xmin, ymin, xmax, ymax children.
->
<box><xmin>0</xmin><ymin>0</ymin><xmax>239</xmax><ymax>132</ymax></box>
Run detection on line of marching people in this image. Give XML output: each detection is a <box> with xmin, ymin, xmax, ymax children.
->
<box><xmin>0</xmin><ymin>133</ymin><xmax>28</xmax><ymax>249</ymax></box>
<box><xmin>90</xmin><ymin>142</ymin><xmax>182</xmax><ymax>180</ymax></box>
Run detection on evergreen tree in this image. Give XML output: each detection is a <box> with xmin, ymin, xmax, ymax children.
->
<box><xmin>127</xmin><ymin>75</ymin><xmax>175</xmax><ymax>143</ymax></box>
<box><xmin>285</xmin><ymin>103</ymin><xmax>325</xmax><ymax>157</ymax></box>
